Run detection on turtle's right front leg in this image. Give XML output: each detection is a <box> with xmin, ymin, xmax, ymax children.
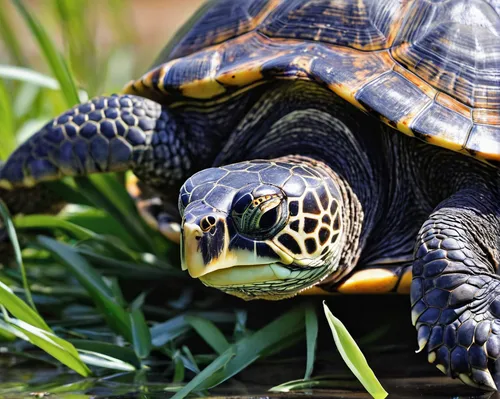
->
<box><xmin>0</xmin><ymin>95</ymin><xmax>193</xmax><ymax>242</ymax></box>
<box><xmin>412</xmin><ymin>186</ymin><xmax>500</xmax><ymax>390</ymax></box>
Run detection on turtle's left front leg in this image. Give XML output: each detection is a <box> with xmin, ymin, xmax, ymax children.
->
<box><xmin>412</xmin><ymin>186</ymin><xmax>500</xmax><ymax>390</ymax></box>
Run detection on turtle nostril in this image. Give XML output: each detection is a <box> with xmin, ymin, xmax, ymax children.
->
<box><xmin>200</xmin><ymin>215</ymin><xmax>217</xmax><ymax>232</ymax></box>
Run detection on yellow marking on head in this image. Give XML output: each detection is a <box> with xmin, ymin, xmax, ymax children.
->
<box><xmin>200</xmin><ymin>263</ymin><xmax>300</xmax><ymax>287</ymax></box>
<box><xmin>336</xmin><ymin>268</ymin><xmax>398</xmax><ymax>294</ymax></box>
<box><xmin>182</xmin><ymin>220</ymin><xmax>293</xmax><ymax>278</ymax></box>
<box><xmin>396</xmin><ymin>268</ymin><xmax>412</xmax><ymax>294</ymax></box>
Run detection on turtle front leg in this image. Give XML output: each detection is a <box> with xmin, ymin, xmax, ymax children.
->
<box><xmin>412</xmin><ymin>187</ymin><xmax>500</xmax><ymax>390</ymax></box>
<box><xmin>0</xmin><ymin>95</ymin><xmax>193</xmax><ymax>243</ymax></box>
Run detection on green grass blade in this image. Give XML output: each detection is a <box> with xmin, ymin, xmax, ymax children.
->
<box><xmin>0</xmin><ymin>65</ymin><xmax>59</xmax><ymax>89</ymax></box>
<box><xmin>11</xmin><ymin>0</ymin><xmax>80</xmax><ymax>107</ymax></box>
<box><xmin>0</xmin><ymin>319</ymin><xmax>18</xmax><ymax>341</ymax></box>
<box><xmin>171</xmin><ymin>349</ymin><xmax>235</xmax><ymax>399</ymax></box>
<box><xmin>323</xmin><ymin>301</ymin><xmax>388</xmax><ymax>399</ymax></box>
<box><xmin>5</xmin><ymin>316</ymin><xmax>91</xmax><ymax>377</ymax></box>
<box><xmin>151</xmin><ymin>312</ymin><xmax>235</xmax><ymax>347</ymax></box>
<box><xmin>0</xmin><ymin>0</ymin><xmax>26</xmax><ymax>65</ymax></box>
<box><xmin>304</xmin><ymin>303</ymin><xmax>318</xmax><ymax>380</ymax></box>
<box><xmin>77</xmin><ymin>349</ymin><xmax>136</xmax><ymax>371</ymax></box>
<box><xmin>74</xmin><ymin>176</ymin><xmax>155</xmax><ymax>254</ymax></box>
<box><xmin>37</xmin><ymin>236</ymin><xmax>132</xmax><ymax>342</ymax></box>
<box><xmin>0</xmin><ymin>281</ymin><xmax>50</xmax><ymax>331</ymax></box>
<box><xmin>0</xmin><ymin>199</ymin><xmax>36</xmax><ymax>311</ymax></box>
<box><xmin>54</xmin><ymin>0</ymin><xmax>99</xmax><ymax>96</ymax></box>
<box><xmin>199</xmin><ymin>306</ymin><xmax>305</xmax><ymax>390</ymax></box>
<box><xmin>15</xmin><ymin>214</ymin><xmax>96</xmax><ymax>240</ymax></box>
<box><xmin>69</xmin><ymin>339</ymin><xmax>142</xmax><ymax>369</ymax></box>
<box><xmin>0</xmin><ymin>79</ymin><xmax>16</xmax><ymax>159</ymax></box>
<box><xmin>62</xmin><ymin>207</ymin><xmax>138</xmax><ymax>249</ymax></box>
<box><xmin>172</xmin><ymin>355</ymin><xmax>185</xmax><ymax>383</ymax></box>
<box><xmin>15</xmin><ymin>214</ymin><xmax>137</xmax><ymax>260</ymax></box>
<box><xmin>186</xmin><ymin>315</ymin><xmax>230</xmax><ymax>355</ymax></box>
<box><xmin>129</xmin><ymin>307</ymin><xmax>152</xmax><ymax>360</ymax></box>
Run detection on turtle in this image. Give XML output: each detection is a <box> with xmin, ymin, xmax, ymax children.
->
<box><xmin>1</xmin><ymin>0</ymin><xmax>500</xmax><ymax>391</ymax></box>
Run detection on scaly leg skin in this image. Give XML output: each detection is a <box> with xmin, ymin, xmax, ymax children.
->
<box><xmin>0</xmin><ymin>95</ymin><xmax>192</xmax><ymax>245</ymax></box>
<box><xmin>412</xmin><ymin>188</ymin><xmax>500</xmax><ymax>390</ymax></box>
<box><xmin>0</xmin><ymin>185</ymin><xmax>65</xmax><ymax>261</ymax></box>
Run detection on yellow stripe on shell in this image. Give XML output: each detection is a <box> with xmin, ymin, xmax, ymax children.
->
<box><xmin>336</xmin><ymin>268</ymin><xmax>398</xmax><ymax>294</ymax></box>
<box><xmin>396</xmin><ymin>267</ymin><xmax>412</xmax><ymax>294</ymax></box>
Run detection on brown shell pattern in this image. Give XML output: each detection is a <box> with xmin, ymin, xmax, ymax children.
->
<box><xmin>124</xmin><ymin>0</ymin><xmax>500</xmax><ymax>164</ymax></box>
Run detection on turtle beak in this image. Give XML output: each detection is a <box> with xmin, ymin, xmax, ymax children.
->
<box><xmin>180</xmin><ymin>216</ymin><xmax>283</xmax><ymax>279</ymax></box>
<box><xmin>181</xmin><ymin>216</ymin><xmax>230</xmax><ymax>278</ymax></box>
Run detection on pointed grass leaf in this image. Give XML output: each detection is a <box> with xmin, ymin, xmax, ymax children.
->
<box><xmin>69</xmin><ymin>339</ymin><xmax>141</xmax><ymax>368</ymax></box>
<box><xmin>37</xmin><ymin>236</ymin><xmax>132</xmax><ymax>342</ymax></box>
<box><xmin>0</xmin><ymin>319</ymin><xmax>20</xmax><ymax>341</ymax></box>
<box><xmin>0</xmin><ymin>199</ymin><xmax>37</xmax><ymax>311</ymax></box>
<box><xmin>11</xmin><ymin>0</ymin><xmax>80</xmax><ymax>107</ymax></box>
<box><xmin>0</xmin><ymin>79</ymin><xmax>16</xmax><ymax>159</ymax></box>
<box><xmin>0</xmin><ymin>275</ymin><xmax>50</xmax><ymax>333</ymax></box>
<box><xmin>0</xmin><ymin>3</ymin><xmax>26</xmax><ymax>65</ymax></box>
<box><xmin>185</xmin><ymin>315</ymin><xmax>230</xmax><ymax>355</ymax></box>
<box><xmin>304</xmin><ymin>303</ymin><xmax>318</xmax><ymax>380</ymax></box>
<box><xmin>6</xmin><ymin>317</ymin><xmax>91</xmax><ymax>377</ymax></box>
<box><xmin>0</xmin><ymin>65</ymin><xmax>59</xmax><ymax>90</ymax></box>
<box><xmin>151</xmin><ymin>315</ymin><xmax>191</xmax><ymax>347</ymax></box>
<box><xmin>323</xmin><ymin>302</ymin><xmax>388</xmax><ymax>399</ymax></box>
<box><xmin>129</xmin><ymin>308</ymin><xmax>152</xmax><ymax>359</ymax></box>
<box><xmin>77</xmin><ymin>349</ymin><xmax>136</xmax><ymax>371</ymax></box>
<box><xmin>199</xmin><ymin>305</ymin><xmax>305</xmax><ymax>390</ymax></box>
<box><xmin>171</xmin><ymin>349</ymin><xmax>235</xmax><ymax>399</ymax></box>
<box><xmin>74</xmin><ymin>175</ymin><xmax>155</xmax><ymax>254</ymax></box>
<box><xmin>172</xmin><ymin>355</ymin><xmax>186</xmax><ymax>383</ymax></box>
<box><xmin>151</xmin><ymin>312</ymin><xmax>235</xmax><ymax>347</ymax></box>
<box><xmin>15</xmin><ymin>213</ymin><xmax>139</xmax><ymax>261</ymax></box>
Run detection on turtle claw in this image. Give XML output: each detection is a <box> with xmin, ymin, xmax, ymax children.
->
<box><xmin>471</xmin><ymin>369</ymin><xmax>497</xmax><ymax>391</ymax></box>
<box><xmin>136</xmin><ymin>197</ymin><xmax>181</xmax><ymax>244</ymax></box>
<box><xmin>158</xmin><ymin>220</ymin><xmax>181</xmax><ymax>244</ymax></box>
<box><xmin>416</xmin><ymin>325</ymin><xmax>430</xmax><ymax>353</ymax></box>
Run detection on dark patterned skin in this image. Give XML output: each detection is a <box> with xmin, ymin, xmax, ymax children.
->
<box><xmin>2</xmin><ymin>0</ymin><xmax>500</xmax><ymax>391</ymax></box>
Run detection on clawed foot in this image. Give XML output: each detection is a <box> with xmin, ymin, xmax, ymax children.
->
<box><xmin>412</xmin><ymin>205</ymin><xmax>500</xmax><ymax>391</ymax></box>
<box><xmin>137</xmin><ymin>197</ymin><xmax>181</xmax><ymax>244</ymax></box>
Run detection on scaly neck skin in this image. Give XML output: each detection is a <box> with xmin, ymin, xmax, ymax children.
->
<box><xmin>214</xmin><ymin>82</ymin><xmax>383</xmax><ymax>279</ymax></box>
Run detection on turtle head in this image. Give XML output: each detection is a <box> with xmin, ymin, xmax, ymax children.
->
<box><xmin>179</xmin><ymin>159</ymin><xmax>344</xmax><ymax>300</ymax></box>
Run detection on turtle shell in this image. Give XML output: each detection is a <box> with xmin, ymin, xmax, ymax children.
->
<box><xmin>124</xmin><ymin>0</ymin><xmax>500</xmax><ymax>164</ymax></box>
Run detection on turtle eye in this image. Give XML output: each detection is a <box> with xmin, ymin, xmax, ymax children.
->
<box><xmin>232</xmin><ymin>194</ymin><xmax>288</xmax><ymax>238</ymax></box>
<box><xmin>258</xmin><ymin>206</ymin><xmax>279</xmax><ymax>230</ymax></box>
